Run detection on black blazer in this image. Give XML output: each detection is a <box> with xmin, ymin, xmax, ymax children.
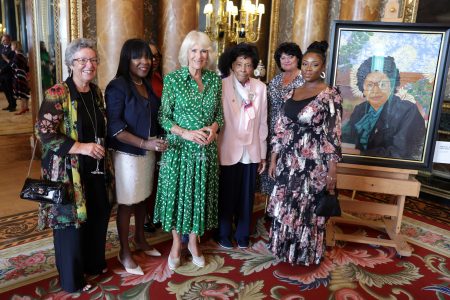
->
<box><xmin>105</xmin><ymin>76</ymin><xmax>160</xmax><ymax>155</ymax></box>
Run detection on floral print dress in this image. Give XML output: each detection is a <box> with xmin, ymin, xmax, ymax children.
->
<box><xmin>267</xmin><ymin>86</ymin><xmax>342</xmax><ymax>265</ymax></box>
<box><xmin>260</xmin><ymin>72</ymin><xmax>304</xmax><ymax>195</ymax></box>
<box><xmin>154</xmin><ymin>67</ymin><xmax>224</xmax><ymax>236</ymax></box>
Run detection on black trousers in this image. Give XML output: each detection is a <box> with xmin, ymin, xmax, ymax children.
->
<box><xmin>53</xmin><ymin>175</ymin><xmax>111</xmax><ymax>293</ymax></box>
<box><xmin>218</xmin><ymin>163</ymin><xmax>257</xmax><ymax>242</ymax></box>
<box><xmin>0</xmin><ymin>74</ymin><xmax>15</xmax><ymax>109</ymax></box>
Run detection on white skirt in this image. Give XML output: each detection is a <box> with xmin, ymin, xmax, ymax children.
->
<box><xmin>113</xmin><ymin>150</ymin><xmax>156</xmax><ymax>205</ymax></box>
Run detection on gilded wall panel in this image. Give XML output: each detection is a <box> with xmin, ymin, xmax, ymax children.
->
<box><xmin>277</xmin><ymin>0</ymin><xmax>295</xmax><ymax>46</ymax></box>
<box><xmin>82</xmin><ymin>0</ymin><xmax>96</xmax><ymax>40</ymax></box>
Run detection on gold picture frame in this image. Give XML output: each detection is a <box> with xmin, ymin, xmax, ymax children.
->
<box><xmin>28</xmin><ymin>0</ymin><xmax>82</xmax><ymax>112</ymax></box>
<box><xmin>402</xmin><ymin>0</ymin><xmax>420</xmax><ymax>23</ymax></box>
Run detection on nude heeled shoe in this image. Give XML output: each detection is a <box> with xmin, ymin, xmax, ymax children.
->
<box><xmin>117</xmin><ymin>254</ymin><xmax>144</xmax><ymax>275</ymax></box>
<box><xmin>187</xmin><ymin>245</ymin><xmax>205</xmax><ymax>268</ymax></box>
<box><xmin>167</xmin><ymin>255</ymin><xmax>181</xmax><ymax>270</ymax></box>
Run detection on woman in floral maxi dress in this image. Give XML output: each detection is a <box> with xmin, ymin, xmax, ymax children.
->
<box><xmin>267</xmin><ymin>41</ymin><xmax>342</xmax><ymax>265</ymax></box>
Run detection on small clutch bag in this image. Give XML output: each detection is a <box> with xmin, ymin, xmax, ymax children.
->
<box><xmin>19</xmin><ymin>140</ymin><xmax>69</xmax><ymax>205</ymax></box>
<box><xmin>20</xmin><ymin>178</ymin><xmax>68</xmax><ymax>204</ymax></box>
<box><xmin>315</xmin><ymin>190</ymin><xmax>341</xmax><ymax>217</ymax></box>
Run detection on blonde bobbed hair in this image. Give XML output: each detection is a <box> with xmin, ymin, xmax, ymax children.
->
<box><xmin>178</xmin><ymin>31</ymin><xmax>216</xmax><ymax>70</ymax></box>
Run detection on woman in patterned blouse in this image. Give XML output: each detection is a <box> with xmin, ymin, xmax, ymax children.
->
<box><xmin>154</xmin><ymin>31</ymin><xmax>223</xmax><ymax>270</ymax></box>
<box><xmin>259</xmin><ymin>42</ymin><xmax>304</xmax><ymax>196</ymax></box>
<box><xmin>267</xmin><ymin>41</ymin><xmax>342</xmax><ymax>265</ymax></box>
<box><xmin>35</xmin><ymin>38</ymin><xmax>113</xmax><ymax>293</ymax></box>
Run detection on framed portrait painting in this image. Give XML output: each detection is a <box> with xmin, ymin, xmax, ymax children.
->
<box><xmin>327</xmin><ymin>21</ymin><xmax>450</xmax><ymax>170</ymax></box>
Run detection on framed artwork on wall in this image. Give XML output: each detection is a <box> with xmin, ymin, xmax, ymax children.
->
<box><xmin>327</xmin><ymin>21</ymin><xmax>450</xmax><ymax>170</ymax></box>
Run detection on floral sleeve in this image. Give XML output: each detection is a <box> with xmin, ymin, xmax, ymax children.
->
<box><xmin>35</xmin><ymin>84</ymin><xmax>75</xmax><ymax>157</ymax></box>
<box><xmin>271</xmin><ymin>114</ymin><xmax>287</xmax><ymax>155</ymax></box>
<box><xmin>322</xmin><ymin>87</ymin><xmax>343</xmax><ymax>162</ymax></box>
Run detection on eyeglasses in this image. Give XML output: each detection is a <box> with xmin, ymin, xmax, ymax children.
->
<box><xmin>364</xmin><ymin>80</ymin><xmax>390</xmax><ymax>91</ymax></box>
<box><xmin>72</xmin><ymin>58</ymin><xmax>99</xmax><ymax>65</ymax></box>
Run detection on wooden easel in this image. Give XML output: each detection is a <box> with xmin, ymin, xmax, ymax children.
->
<box><xmin>326</xmin><ymin>163</ymin><xmax>421</xmax><ymax>256</ymax></box>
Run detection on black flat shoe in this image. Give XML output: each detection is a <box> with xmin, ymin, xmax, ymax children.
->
<box><xmin>237</xmin><ymin>239</ymin><xmax>250</xmax><ymax>249</ymax></box>
<box><xmin>2</xmin><ymin>106</ymin><xmax>11</xmax><ymax>110</ymax></box>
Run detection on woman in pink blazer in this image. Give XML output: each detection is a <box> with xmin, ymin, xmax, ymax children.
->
<box><xmin>217</xmin><ymin>43</ymin><xmax>268</xmax><ymax>249</ymax></box>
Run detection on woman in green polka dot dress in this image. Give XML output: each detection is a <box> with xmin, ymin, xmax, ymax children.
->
<box><xmin>154</xmin><ymin>31</ymin><xmax>223</xmax><ymax>270</ymax></box>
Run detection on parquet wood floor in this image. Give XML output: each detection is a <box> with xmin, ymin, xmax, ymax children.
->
<box><xmin>0</xmin><ymin>93</ymin><xmax>38</xmax><ymax>217</ymax></box>
<box><xmin>0</xmin><ymin>93</ymin><xmax>33</xmax><ymax>136</ymax></box>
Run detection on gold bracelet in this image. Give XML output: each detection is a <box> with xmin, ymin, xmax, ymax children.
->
<box><xmin>139</xmin><ymin>139</ymin><xmax>144</xmax><ymax>148</ymax></box>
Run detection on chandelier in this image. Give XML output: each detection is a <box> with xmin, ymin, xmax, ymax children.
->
<box><xmin>203</xmin><ymin>0</ymin><xmax>265</xmax><ymax>55</ymax></box>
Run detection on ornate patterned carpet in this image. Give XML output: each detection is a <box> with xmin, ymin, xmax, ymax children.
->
<box><xmin>0</xmin><ymin>192</ymin><xmax>449</xmax><ymax>299</ymax></box>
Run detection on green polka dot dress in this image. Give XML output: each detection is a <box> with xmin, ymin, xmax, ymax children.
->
<box><xmin>154</xmin><ymin>67</ymin><xmax>224</xmax><ymax>236</ymax></box>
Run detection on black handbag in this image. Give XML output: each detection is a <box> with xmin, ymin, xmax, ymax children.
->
<box><xmin>315</xmin><ymin>190</ymin><xmax>341</xmax><ymax>217</ymax></box>
<box><xmin>19</xmin><ymin>140</ymin><xmax>69</xmax><ymax>204</ymax></box>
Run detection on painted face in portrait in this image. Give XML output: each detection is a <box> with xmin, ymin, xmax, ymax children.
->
<box><xmin>301</xmin><ymin>52</ymin><xmax>324</xmax><ymax>82</ymax></box>
<box><xmin>280</xmin><ymin>53</ymin><xmax>299</xmax><ymax>72</ymax></box>
<box><xmin>130</xmin><ymin>54</ymin><xmax>152</xmax><ymax>79</ymax></box>
<box><xmin>232</xmin><ymin>56</ymin><xmax>254</xmax><ymax>84</ymax></box>
<box><xmin>188</xmin><ymin>44</ymin><xmax>208</xmax><ymax>71</ymax></box>
<box><xmin>70</xmin><ymin>48</ymin><xmax>98</xmax><ymax>85</ymax></box>
<box><xmin>363</xmin><ymin>71</ymin><xmax>392</xmax><ymax>111</ymax></box>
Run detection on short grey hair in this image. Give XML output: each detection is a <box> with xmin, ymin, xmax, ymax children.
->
<box><xmin>178</xmin><ymin>31</ymin><xmax>216</xmax><ymax>70</ymax></box>
<box><xmin>64</xmin><ymin>38</ymin><xmax>98</xmax><ymax>68</ymax></box>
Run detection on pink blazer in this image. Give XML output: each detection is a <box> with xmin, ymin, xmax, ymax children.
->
<box><xmin>218</xmin><ymin>75</ymin><xmax>268</xmax><ymax>165</ymax></box>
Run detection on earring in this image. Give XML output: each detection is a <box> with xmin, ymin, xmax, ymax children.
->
<box><xmin>320</xmin><ymin>72</ymin><xmax>326</xmax><ymax>79</ymax></box>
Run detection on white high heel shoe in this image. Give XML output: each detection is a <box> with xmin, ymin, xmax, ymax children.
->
<box><xmin>187</xmin><ymin>245</ymin><xmax>205</xmax><ymax>268</ymax></box>
<box><xmin>167</xmin><ymin>255</ymin><xmax>181</xmax><ymax>270</ymax></box>
<box><xmin>117</xmin><ymin>254</ymin><xmax>144</xmax><ymax>275</ymax></box>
